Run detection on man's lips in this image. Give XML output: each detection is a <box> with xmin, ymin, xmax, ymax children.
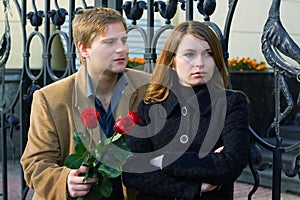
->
<box><xmin>114</xmin><ymin>58</ymin><xmax>126</xmax><ymax>61</ymax></box>
<box><xmin>113</xmin><ymin>58</ymin><xmax>127</xmax><ymax>64</ymax></box>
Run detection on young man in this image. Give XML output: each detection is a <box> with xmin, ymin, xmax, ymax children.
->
<box><xmin>21</xmin><ymin>7</ymin><xmax>150</xmax><ymax>200</ymax></box>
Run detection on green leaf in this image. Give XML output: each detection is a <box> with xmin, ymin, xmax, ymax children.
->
<box><xmin>73</xmin><ymin>132</ymin><xmax>89</xmax><ymax>156</ymax></box>
<box><xmin>73</xmin><ymin>132</ymin><xmax>85</xmax><ymax>144</ymax></box>
<box><xmin>111</xmin><ymin>133</ymin><xmax>122</xmax><ymax>142</ymax></box>
<box><xmin>82</xmin><ymin>155</ymin><xmax>99</xmax><ymax>183</ymax></box>
<box><xmin>100</xmin><ymin>177</ymin><xmax>113</xmax><ymax>198</ymax></box>
<box><xmin>98</xmin><ymin>164</ymin><xmax>121</xmax><ymax>178</ymax></box>
<box><xmin>103</xmin><ymin>137</ymin><xmax>112</xmax><ymax>146</ymax></box>
<box><xmin>79</xmin><ymin>183</ymin><xmax>101</xmax><ymax>199</ymax></box>
<box><xmin>64</xmin><ymin>154</ymin><xmax>84</xmax><ymax>169</ymax></box>
<box><xmin>98</xmin><ymin>137</ymin><xmax>133</xmax><ymax>169</ymax></box>
<box><xmin>95</xmin><ymin>142</ymin><xmax>104</xmax><ymax>161</ymax></box>
<box><xmin>75</xmin><ymin>141</ymin><xmax>88</xmax><ymax>156</ymax></box>
<box><xmin>88</xmin><ymin>167</ymin><xmax>99</xmax><ymax>178</ymax></box>
<box><xmin>112</xmin><ymin>136</ymin><xmax>126</xmax><ymax>147</ymax></box>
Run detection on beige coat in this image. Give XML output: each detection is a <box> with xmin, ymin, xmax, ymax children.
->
<box><xmin>21</xmin><ymin>65</ymin><xmax>150</xmax><ymax>200</ymax></box>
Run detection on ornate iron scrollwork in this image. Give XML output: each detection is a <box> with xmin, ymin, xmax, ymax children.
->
<box><xmin>122</xmin><ymin>0</ymin><xmax>146</xmax><ymax>25</ymax></box>
<box><xmin>154</xmin><ymin>0</ymin><xmax>185</xmax><ymax>24</ymax></box>
<box><xmin>26</xmin><ymin>0</ymin><xmax>44</xmax><ymax>30</ymax></box>
<box><xmin>260</xmin><ymin>0</ymin><xmax>300</xmax><ymax>191</ymax></box>
<box><xmin>197</xmin><ymin>0</ymin><xmax>216</xmax><ymax>21</ymax></box>
<box><xmin>283</xmin><ymin>155</ymin><xmax>300</xmax><ymax>179</ymax></box>
<box><xmin>48</xmin><ymin>0</ymin><xmax>68</xmax><ymax>29</ymax></box>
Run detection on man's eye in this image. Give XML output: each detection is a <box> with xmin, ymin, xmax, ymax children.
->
<box><xmin>122</xmin><ymin>38</ymin><xmax>128</xmax><ymax>44</ymax></box>
<box><xmin>105</xmin><ymin>40</ymin><xmax>114</xmax><ymax>44</ymax></box>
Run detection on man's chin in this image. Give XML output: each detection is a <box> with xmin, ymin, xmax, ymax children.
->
<box><xmin>112</xmin><ymin>65</ymin><xmax>127</xmax><ymax>73</ymax></box>
<box><xmin>101</xmin><ymin>66</ymin><xmax>126</xmax><ymax>75</ymax></box>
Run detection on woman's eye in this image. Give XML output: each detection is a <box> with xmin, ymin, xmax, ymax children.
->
<box><xmin>184</xmin><ymin>52</ymin><xmax>195</xmax><ymax>57</ymax></box>
<box><xmin>204</xmin><ymin>51</ymin><xmax>213</xmax><ymax>57</ymax></box>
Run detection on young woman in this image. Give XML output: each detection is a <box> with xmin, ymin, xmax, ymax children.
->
<box><xmin>122</xmin><ymin>21</ymin><xmax>251</xmax><ymax>200</ymax></box>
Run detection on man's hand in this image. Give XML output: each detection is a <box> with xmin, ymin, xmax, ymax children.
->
<box><xmin>67</xmin><ymin>166</ymin><xmax>98</xmax><ymax>198</ymax></box>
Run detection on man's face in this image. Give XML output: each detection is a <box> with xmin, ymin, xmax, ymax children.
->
<box><xmin>85</xmin><ymin>22</ymin><xmax>129</xmax><ymax>76</ymax></box>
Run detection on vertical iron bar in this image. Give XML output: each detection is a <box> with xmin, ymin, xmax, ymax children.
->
<box><xmin>274</xmin><ymin>69</ymin><xmax>280</xmax><ymax>138</ymax></box>
<box><xmin>95</xmin><ymin>0</ymin><xmax>108</xmax><ymax>8</ymax></box>
<box><xmin>107</xmin><ymin>0</ymin><xmax>123</xmax><ymax>12</ymax></box>
<box><xmin>145</xmin><ymin>0</ymin><xmax>154</xmax><ymax>73</ymax></box>
<box><xmin>1</xmin><ymin>107</ymin><xmax>7</xmax><ymax>200</ymax></box>
<box><xmin>43</xmin><ymin>0</ymin><xmax>50</xmax><ymax>86</ymax></box>
<box><xmin>20</xmin><ymin>0</ymin><xmax>28</xmax><ymax>197</ymax></box>
<box><xmin>185</xmin><ymin>0</ymin><xmax>193</xmax><ymax>21</ymax></box>
<box><xmin>1</xmin><ymin>35</ymin><xmax>8</xmax><ymax>200</ymax></box>
<box><xmin>69</xmin><ymin>0</ymin><xmax>75</xmax><ymax>73</ymax></box>
<box><xmin>223</xmin><ymin>0</ymin><xmax>238</xmax><ymax>63</ymax></box>
<box><xmin>20</xmin><ymin>79</ymin><xmax>29</xmax><ymax>200</ymax></box>
<box><xmin>272</xmin><ymin>68</ymin><xmax>282</xmax><ymax>200</ymax></box>
<box><xmin>272</xmin><ymin>148</ymin><xmax>282</xmax><ymax>200</ymax></box>
<box><xmin>107</xmin><ymin>0</ymin><xmax>117</xmax><ymax>9</ymax></box>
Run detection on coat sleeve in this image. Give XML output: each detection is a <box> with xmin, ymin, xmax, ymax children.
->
<box><xmin>20</xmin><ymin>90</ymin><xmax>71</xmax><ymax>199</ymax></box>
<box><xmin>162</xmin><ymin>92</ymin><xmax>251</xmax><ymax>185</ymax></box>
<box><xmin>122</xmin><ymin>102</ymin><xmax>201</xmax><ymax>200</ymax></box>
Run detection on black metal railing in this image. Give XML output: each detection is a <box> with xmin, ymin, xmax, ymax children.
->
<box><xmin>0</xmin><ymin>0</ymin><xmax>299</xmax><ymax>200</ymax></box>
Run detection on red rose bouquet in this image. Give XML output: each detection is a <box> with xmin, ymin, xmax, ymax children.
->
<box><xmin>65</xmin><ymin>108</ymin><xmax>141</xmax><ymax>199</ymax></box>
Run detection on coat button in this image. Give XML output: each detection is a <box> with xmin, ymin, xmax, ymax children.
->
<box><xmin>180</xmin><ymin>134</ymin><xmax>188</xmax><ymax>144</ymax></box>
<box><xmin>182</xmin><ymin>106</ymin><xmax>187</xmax><ymax>116</ymax></box>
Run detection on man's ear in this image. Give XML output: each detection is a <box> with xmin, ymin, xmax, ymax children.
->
<box><xmin>77</xmin><ymin>41</ymin><xmax>89</xmax><ymax>58</ymax></box>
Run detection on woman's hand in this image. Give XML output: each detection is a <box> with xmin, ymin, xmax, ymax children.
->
<box><xmin>201</xmin><ymin>182</ymin><xmax>219</xmax><ymax>193</ymax></box>
<box><xmin>150</xmin><ymin>155</ymin><xmax>164</xmax><ymax>169</ymax></box>
<box><xmin>67</xmin><ymin>165</ymin><xmax>98</xmax><ymax>198</ymax></box>
<box><xmin>200</xmin><ymin>146</ymin><xmax>224</xmax><ymax>195</ymax></box>
<box><xmin>214</xmin><ymin>146</ymin><xmax>224</xmax><ymax>153</ymax></box>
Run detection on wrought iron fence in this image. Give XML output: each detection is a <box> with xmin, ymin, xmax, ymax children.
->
<box><xmin>0</xmin><ymin>0</ymin><xmax>299</xmax><ymax>200</ymax></box>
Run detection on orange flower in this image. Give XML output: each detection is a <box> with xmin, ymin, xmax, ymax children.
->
<box><xmin>127</xmin><ymin>57</ymin><xmax>145</xmax><ymax>70</ymax></box>
<box><xmin>133</xmin><ymin>57</ymin><xmax>145</xmax><ymax>65</ymax></box>
<box><xmin>228</xmin><ymin>57</ymin><xmax>268</xmax><ymax>72</ymax></box>
<box><xmin>128</xmin><ymin>57</ymin><xmax>133</xmax><ymax>62</ymax></box>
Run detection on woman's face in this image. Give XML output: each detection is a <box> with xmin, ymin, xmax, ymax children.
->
<box><xmin>174</xmin><ymin>34</ymin><xmax>215</xmax><ymax>87</ymax></box>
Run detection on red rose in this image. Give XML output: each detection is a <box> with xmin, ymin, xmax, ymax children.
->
<box><xmin>114</xmin><ymin>116</ymin><xmax>136</xmax><ymax>134</ymax></box>
<box><xmin>81</xmin><ymin>108</ymin><xmax>100</xmax><ymax>129</ymax></box>
<box><xmin>128</xmin><ymin>110</ymin><xmax>142</xmax><ymax>124</ymax></box>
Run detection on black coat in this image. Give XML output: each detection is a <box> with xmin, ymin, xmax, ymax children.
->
<box><xmin>122</xmin><ymin>85</ymin><xmax>251</xmax><ymax>200</ymax></box>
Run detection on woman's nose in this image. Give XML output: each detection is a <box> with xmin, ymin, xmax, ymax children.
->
<box><xmin>194</xmin><ymin>55</ymin><xmax>204</xmax><ymax>67</ymax></box>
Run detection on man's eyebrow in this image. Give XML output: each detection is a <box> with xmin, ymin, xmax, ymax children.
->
<box><xmin>101</xmin><ymin>37</ymin><xmax>115</xmax><ymax>41</ymax></box>
<box><xmin>100</xmin><ymin>35</ymin><xmax>128</xmax><ymax>42</ymax></box>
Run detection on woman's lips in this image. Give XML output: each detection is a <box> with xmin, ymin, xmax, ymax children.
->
<box><xmin>192</xmin><ymin>71</ymin><xmax>206</xmax><ymax>77</ymax></box>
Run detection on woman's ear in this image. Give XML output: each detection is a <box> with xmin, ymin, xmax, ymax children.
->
<box><xmin>77</xmin><ymin>41</ymin><xmax>89</xmax><ymax>58</ymax></box>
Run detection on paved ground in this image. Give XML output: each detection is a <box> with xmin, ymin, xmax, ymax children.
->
<box><xmin>1</xmin><ymin>160</ymin><xmax>300</xmax><ymax>200</ymax></box>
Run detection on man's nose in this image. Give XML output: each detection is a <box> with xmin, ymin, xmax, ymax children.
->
<box><xmin>115</xmin><ymin>40</ymin><xmax>128</xmax><ymax>53</ymax></box>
